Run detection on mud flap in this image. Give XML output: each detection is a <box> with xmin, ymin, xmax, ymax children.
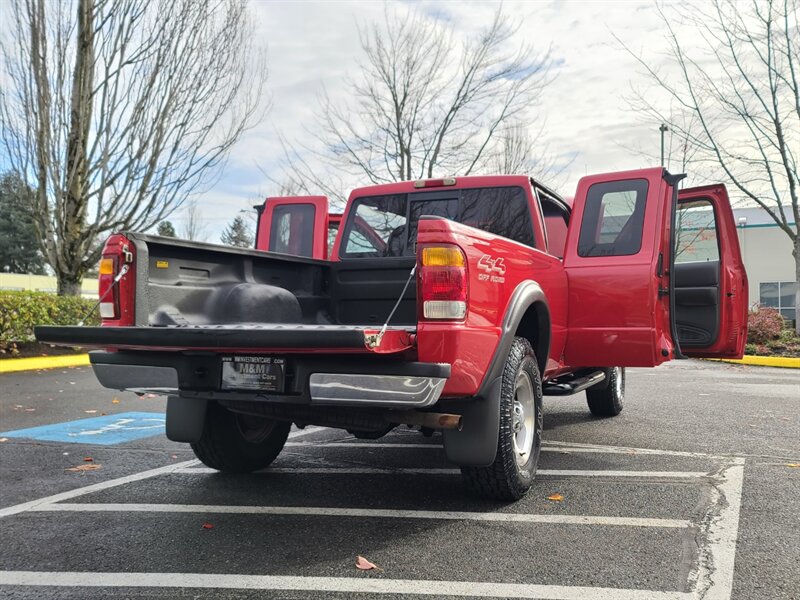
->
<box><xmin>442</xmin><ymin>377</ymin><xmax>501</xmax><ymax>467</ymax></box>
<box><xmin>166</xmin><ymin>396</ymin><xmax>207</xmax><ymax>443</ymax></box>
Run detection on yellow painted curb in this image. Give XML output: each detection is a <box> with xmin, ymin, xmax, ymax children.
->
<box><xmin>711</xmin><ymin>355</ymin><xmax>800</xmax><ymax>369</ymax></box>
<box><xmin>0</xmin><ymin>354</ymin><xmax>90</xmax><ymax>374</ymax></box>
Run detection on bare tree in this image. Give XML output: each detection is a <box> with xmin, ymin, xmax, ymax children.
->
<box><xmin>622</xmin><ymin>0</ymin><xmax>799</xmax><ymax>331</ymax></box>
<box><xmin>490</xmin><ymin>122</ymin><xmax>571</xmax><ymax>187</ymax></box>
<box><xmin>279</xmin><ymin>7</ymin><xmax>554</xmax><ymax>203</ymax></box>
<box><xmin>0</xmin><ymin>0</ymin><xmax>267</xmax><ymax>294</ymax></box>
<box><xmin>179</xmin><ymin>200</ymin><xmax>208</xmax><ymax>242</ymax></box>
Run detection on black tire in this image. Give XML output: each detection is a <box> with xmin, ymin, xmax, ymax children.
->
<box><xmin>190</xmin><ymin>403</ymin><xmax>290</xmax><ymax>473</ymax></box>
<box><xmin>461</xmin><ymin>337</ymin><xmax>543</xmax><ymax>501</ymax></box>
<box><xmin>586</xmin><ymin>367</ymin><xmax>625</xmax><ymax>417</ymax></box>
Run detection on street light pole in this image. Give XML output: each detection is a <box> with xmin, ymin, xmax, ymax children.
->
<box><xmin>659</xmin><ymin>123</ymin><xmax>669</xmax><ymax>166</ymax></box>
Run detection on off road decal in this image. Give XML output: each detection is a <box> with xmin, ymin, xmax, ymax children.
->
<box><xmin>478</xmin><ymin>254</ymin><xmax>506</xmax><ymax>283</ymax></box>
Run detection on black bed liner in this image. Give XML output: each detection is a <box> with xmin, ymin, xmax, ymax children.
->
<box><xmin>35</xmin><ymin>324</ymin><xmax>414</xmax><ymax>350</ymax></box>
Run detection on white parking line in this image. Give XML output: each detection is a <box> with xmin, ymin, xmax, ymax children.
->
<box><xmin>288</xmin><ymin>426</ymin><xmax>325</xmax><ymax>439</ymax></box>
<box><xmin>288</xmin><ymin>440</ymin><xmax>728</xmax><ymax>459</ymax></box>
<box><xmin>30</xmin><ymin>502</ymin><xmax>693</xmax><ymax>529</ymax></box>
<box><xmin>173</xmin><ymin>466</ymin><xmax>710</xmax><ymax>479</ymax></box>
<box><xmin>690</xmin><ymin>458</ymin><xmax>746</xmax><ymax>600</ymax></box>
<box><xmin>0</xmin><ymin>459</ymin><xmax>199</xmax><ymax>519</ymax></box>
<box><xmin>0</xmin><ymin>571</ymin><xmax>695</xmax><ymax>599</ymax></box>
<box><xmin>286</xmin><ymin>441</ymin><xmax>441</xmax><ymax>448</ymax></box>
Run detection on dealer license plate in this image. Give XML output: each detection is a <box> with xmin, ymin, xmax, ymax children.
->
<box><xmin>220</xmin><ymin>356</ymin><xmax>285</xmax><ymax>392</ymax></box>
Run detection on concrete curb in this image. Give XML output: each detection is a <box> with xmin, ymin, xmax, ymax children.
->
<box><xmin>711</xmin><ymin>355</ymin><xmax>800</xmax><ymax>369</ymax></box>
<box><xmin>0</xmin><ymin>354</ymin><xmax>90</xmax><ymax>374</ymax></box>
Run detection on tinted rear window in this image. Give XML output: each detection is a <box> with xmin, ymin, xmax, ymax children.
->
<box><xmin>341</xmin><ymin>187</ymin><xmax>534</xmax><ymax>258</ymax></box>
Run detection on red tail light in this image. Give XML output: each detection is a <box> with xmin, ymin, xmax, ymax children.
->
<box><xmin>417</xmin><ymin>245</ymin><xmax>467</xmax><ymax>320</ymax></box>
<box><xmin>98</xmin><ymin>234</ymin><xmax>135</xmax><ymax>326</ymax></box>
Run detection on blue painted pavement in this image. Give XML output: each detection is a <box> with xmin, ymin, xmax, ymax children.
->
<box><xmin>0</xmin><ymin>412</ymin><xmax>166</xmax><ymax>445</ymax></box>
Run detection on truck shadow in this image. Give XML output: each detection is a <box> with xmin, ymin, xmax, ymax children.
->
<box><xmin>542</xmin><ymin>407</ymin><xmax>598</xmax><ymax>432</ymax></box>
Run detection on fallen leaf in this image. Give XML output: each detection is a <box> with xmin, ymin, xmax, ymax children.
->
<box><xmin>65</xmin><ymin>464</ymin><xmax>101</xmax><ymax>472</ymax></box>
<box><xmin>171</xmin><ymin>454</ymin><xmax>178</xmax><ymax>459</ymax></box>
<box><xmin>355</xmin><ymin>555</ymin><xmax>383</xmax><ymax>571</ymax></box>
<box><xmin>69</xmin><ymin>382</ymin><xmax>75</xmax><ymax>385</ymax></box>
<box><xmin>201</xmin><ymin>523</ymin><xmax>214</xmax><ymax>530</ymax></box>
<box><xmin>111</xmin><ymin>398</ymin><xmax>120</xmax><ymax>404</ymax></box>
<box><xmin>547</xmin><ymin>493</ymin><xmax>564</xmax><ymax>502</ymax></box>
<box><xmin>144</xmin><ymin>393</ymin><xmax>157</xmax><ymax>399</ymax></box>
<box><xmin>24</xmin><ymin>408</ymin><xmax>36</xmax><ymax>412</ymax></box>
<box><xmin>786</xmin><ymin>463</ymin><xmax>800</xmax><ymax>468</ymax></box>
<box><xmin>83</xmin><ymin>457</ymin><xmax>94</xmax><ymax>462</ymax></box>
<box><xmin>84</xmin><ymin>410</ymin><xmax>97</xmax><ymax>414</ymax></box>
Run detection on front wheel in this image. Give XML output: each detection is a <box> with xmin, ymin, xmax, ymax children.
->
<box><xmin>586</xmin><ymin>367</ymin><xmax>625</xmax><ymax>417</ymax></box>
<box><xmin>191</xmin><ymin>403</ymin><xmax>290</xmax><ymax>472</ymax></box>
<box><xmin>461</xmin><ymin>337</ymin><xmax>543</xmax><ymax>501</ymax></box>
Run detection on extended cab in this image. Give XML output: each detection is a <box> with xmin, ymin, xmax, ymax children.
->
<box><xmin>36</xmin><ymin>169</ymin><xmax>748</xmax><ymax>500</ymax></box>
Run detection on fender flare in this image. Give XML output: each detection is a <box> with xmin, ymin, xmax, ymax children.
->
<box><xmin>480</xmin><ymin>280</ymin><xmax>551</xmax><ymax>395</ymax></box>
<box><xmin>442</xmin><ymin>280</ymin><xmax>550</xmax><ymax>467</ymax></box>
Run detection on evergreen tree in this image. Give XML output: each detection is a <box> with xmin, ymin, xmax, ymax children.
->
<box><xmin>157</xmin><ymin>221</ymin><xmax>177</xmax><ymax>237</ymax></box>
<box><xmin>220</xmin><ymin>215</ymin><xmax>254</xmax><ymax>248</ymax></box>
<box><xmin>0</xmin><ymin>172</ymin><xmax>46</xmax><ymax>274</ymax></box>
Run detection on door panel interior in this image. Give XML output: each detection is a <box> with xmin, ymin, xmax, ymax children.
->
<box><xmin>674</xmin><ymin>260</ymin><xmax>720</xmax><ymax>347</ymax></box>
<box><xmin>674</xmin><ymin>184</ymin><xmax>747</xmax><ymax>358</ymax></box>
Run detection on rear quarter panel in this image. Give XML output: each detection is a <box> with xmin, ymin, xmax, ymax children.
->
<box><xmin>416</xmin><ymin>218</ymin><xmax>567</xmax><ymax>397</ymax></box>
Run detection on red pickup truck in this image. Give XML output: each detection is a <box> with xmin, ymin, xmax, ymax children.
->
<box><xmin>36</xmin><ymin>168</ymin><xmax>748</xmax><ymax>500</ymax></box>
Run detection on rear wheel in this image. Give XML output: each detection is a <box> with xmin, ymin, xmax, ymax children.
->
<box><xmin>586</xmin><ymin>367</ymin><xmax>625</xmax><ymax>417</ymax></box>
<box><xmin>461</xmin><ymin>337</ymin><xmax>543</xmax><ymax>501</ymax></box>
<box><xmin>191</xmin><ymin>403</ymin><xmax>290</xmax><ymax>472</ymax></box>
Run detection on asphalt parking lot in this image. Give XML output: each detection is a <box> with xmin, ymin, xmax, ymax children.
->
<box><xmin>0</xmin><ymin>359</ymin><xmax>798</xmax><ymax>599</ymax></box>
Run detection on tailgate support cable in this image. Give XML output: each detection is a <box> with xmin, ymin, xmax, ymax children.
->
<box><xmin>77</xmin><ymin>265</ymin><xmax>129</xmax><ymax>326</ymax></box>
<box><xmin>365</xmin><ymin>265</ymin><xmax>416</xmax><ymax>349</ymax></box>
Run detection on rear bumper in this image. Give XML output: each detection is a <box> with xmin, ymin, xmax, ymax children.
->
<box><xmin>89</xmin><ymin>351</ymin><xmax>450</xmax><ymax>409</ymax></box>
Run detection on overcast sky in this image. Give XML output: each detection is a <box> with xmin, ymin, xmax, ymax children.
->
<box><xmin>180</xmin><ymin>0</ymin><xmax>687</xmax><ymax>240</ymax></box>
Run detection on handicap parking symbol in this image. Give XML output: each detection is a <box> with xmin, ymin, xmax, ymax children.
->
<box><xmin>0</xmin><ymin>412</ymin><xmax>166</xmax><ymax>445</ymax></box>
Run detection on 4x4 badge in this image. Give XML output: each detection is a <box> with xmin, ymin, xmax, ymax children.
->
<box><xmin>478</xmin><ymin>254</ymin><xmax>506</xmax><ymax>283</ymax></box>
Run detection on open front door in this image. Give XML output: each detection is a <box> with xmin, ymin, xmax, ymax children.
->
<box><xmin>255</xmin><ymin>196</ymin><xmax>329</xmax><ymax>259</ymax></box>
<box><xmin>563</xmin><ymin>167</ymin><xmax>677</xmax><ymax>367</ymax></box>
<box><xmin>674</xmin><ymin>185</ymin><xmax>748</xmax><ymax>358</ymax></box>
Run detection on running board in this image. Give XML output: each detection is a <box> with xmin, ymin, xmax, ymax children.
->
<box><xmin>543</xmin><ymin>370</ymin><xmax>606</xmax><ymax>396</ymax></box>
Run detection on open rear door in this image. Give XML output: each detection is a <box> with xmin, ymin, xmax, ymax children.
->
<box><xmin>673</xmin><ymin>184</ymin><xmax>748</xmax><ymax>358</ymax></box>
<box><xmin>255</xmin><ymin>196</ymin><xmax>329</xmax><ymax>259</ymax></box>
<box><xmin>563</xmin><ymin>167</ymin><xmax>678</xmax><ymax>367</ymax></box>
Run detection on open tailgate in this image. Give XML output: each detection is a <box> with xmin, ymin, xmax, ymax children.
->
<box><xmin>35</xmin><ymin>324</ymin><xmax>415</xmax><ymax>355</ymax></box>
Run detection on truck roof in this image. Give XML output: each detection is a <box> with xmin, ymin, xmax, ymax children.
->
<box><xmin>350</xmin><ymin>175</ymin><xmax>536</xmax><ymax>200</ymax></box>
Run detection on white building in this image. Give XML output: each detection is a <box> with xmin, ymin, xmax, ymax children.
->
<box><xmin>734</xmin><ymin>206</ymin><xmax>796</xmax><ymax>320</ymax></box>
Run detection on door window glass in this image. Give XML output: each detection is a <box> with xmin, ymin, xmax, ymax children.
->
<box><xmin>675</xmin><ymin>200</ymin><xmax>720</xmax><ymax>263</ymax></box>
<box><xmin>269</xmin><ymin>204</ymin><xmax>315</xmax><ymax>257</ymax></box>
<box><xmin>578</xmin><ymin>179</ymin><xmax>649</xmax><ymax>257</ymax></box>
